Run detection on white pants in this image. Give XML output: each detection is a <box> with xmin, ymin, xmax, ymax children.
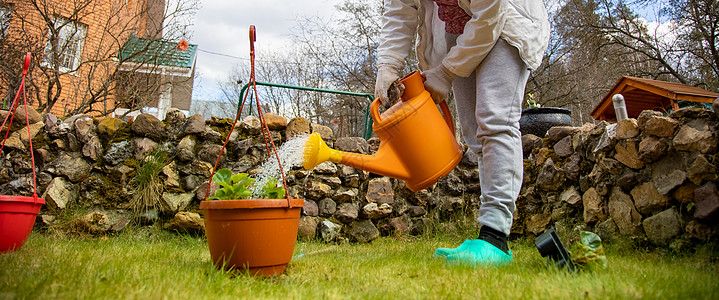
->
<box><xmin>448</xmin><ymin>36</ymin><xmax>529</xmax><ymax>235</ymax></box>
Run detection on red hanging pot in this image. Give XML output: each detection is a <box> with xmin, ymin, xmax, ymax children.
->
<box><xmin>0</xmin><ymin>195</ymin><xmax>45</xmax><ymax>252</ymax></box>
<box><xmin>0</xmin><ymin>53</ymin><xmax>45</xmax><ymax>253</ymax></box>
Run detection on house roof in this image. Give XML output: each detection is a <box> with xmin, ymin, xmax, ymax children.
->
<box><xmin>591</xmin><ymin>76</ymin><xmax>718</xmax><ymax>122</ymax></box>
<box><xmin>118</xmin><ymin>35</ymin><xmax>197</xmax><ymax>69</ymax></box>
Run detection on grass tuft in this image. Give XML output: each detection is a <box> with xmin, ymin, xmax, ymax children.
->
<box><xmin>130</xmin><ymin>150</ymin><xmax>170</xmax><ymax>215</ymax></box>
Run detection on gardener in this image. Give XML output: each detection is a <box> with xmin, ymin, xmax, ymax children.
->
<box><xmin>374</xmin><ymin>0</ymin><xmax>549</xmax><ymax>265</ymax></box>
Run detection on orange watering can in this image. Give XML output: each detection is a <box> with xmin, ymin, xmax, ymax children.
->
<box><xmin>303</xmin><ymin>71</ymin><xmax>463</xmax><ymax>191</ymax></box>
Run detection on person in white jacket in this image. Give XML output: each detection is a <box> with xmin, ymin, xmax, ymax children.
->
<box><xmin>375</xmin><ymin>0</ymin><xmax>549</xmax><ymax>265</ymax></box>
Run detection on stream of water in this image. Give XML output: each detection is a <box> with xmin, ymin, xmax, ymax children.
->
<box><xmin>251</xmin><ymin>134</ymin><xmax>309</xmax><ymax>198</ymax></box>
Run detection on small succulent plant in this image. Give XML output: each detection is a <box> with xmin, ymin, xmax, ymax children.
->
<box><xmin>207</xmin><ymin>168</ymin><xmax>286</xmax><ymax>200</ymax></box>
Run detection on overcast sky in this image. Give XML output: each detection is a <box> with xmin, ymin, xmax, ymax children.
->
<box><xmin>190</xmin><ymin>0</ymin><xmax>338</xmax><ymax>101</ymax></box>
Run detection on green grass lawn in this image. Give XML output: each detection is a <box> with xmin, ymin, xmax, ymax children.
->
<box><xmin>1</xmin><ymin>228</ymin><xmax>717</xmax><ymax>299</ymax></box>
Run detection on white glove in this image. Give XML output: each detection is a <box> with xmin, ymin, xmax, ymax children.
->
<box><xmin>374</xmin><ymin>64</ymin><xmax>401</xmax><ymax>107</ymax></box>
<box><xmin>422</xmin><ymin>65</ymin><xmax>456</xmax><ymax>104</ymax></box>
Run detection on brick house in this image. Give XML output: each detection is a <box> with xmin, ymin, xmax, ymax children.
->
<box><xmin>0</xmin><ymin>0</ymin><xmax>196</xmax><ymax>119</ymax></box>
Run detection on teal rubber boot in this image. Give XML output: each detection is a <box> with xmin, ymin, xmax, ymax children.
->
<box><xmin>434</xmin><ymin>239</ymin><xmax>513</xmax><ymax>266</ymax></box>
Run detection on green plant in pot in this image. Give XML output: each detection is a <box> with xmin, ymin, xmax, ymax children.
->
<box><xmin>199</xmin><ymin>168</ymin><xmax>304</xmax><ymax>277</ymax></box>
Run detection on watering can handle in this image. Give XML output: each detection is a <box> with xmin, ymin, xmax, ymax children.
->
<box><xmin>370</xmin><ymin>98</ymin><xmax>455</xmax><ymax>136</ymax></box>
<box><xmin>438</xmin><ymin>101</ymin><xmax>455</xmax><ymax>136</ymax></box>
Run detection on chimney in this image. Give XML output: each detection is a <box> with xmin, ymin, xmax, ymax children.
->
<box><xmin>146</xmin><ymin>0</ymin><xmax>165</xmax><ymax>39</ymax></box>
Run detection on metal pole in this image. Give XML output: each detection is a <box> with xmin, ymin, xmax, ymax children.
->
<box><xmin>239</xmin><ymin>81</ymin><xmax>375</xmax><ymax>138</ymax></box>
<box><xmin>612</xmin><ymin>94</ymin><xmax>628</xmax><ymax>121</ymax></box>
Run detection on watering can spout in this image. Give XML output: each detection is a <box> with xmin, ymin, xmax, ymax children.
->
<box><xmin>303</xmin><ymin>132</ymin><xmax>411</xmax><ymax>180</ymax></box>
<box><xmin>302</xmin><ymin>71</ymin><xmax>462</xmax><ymax>192</ymax></box>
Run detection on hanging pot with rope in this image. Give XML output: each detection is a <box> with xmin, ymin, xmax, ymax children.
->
<box><xmin>199</xmin><ymin>26</ymin><xmax>303</xmax><ymax>277</ymax></box>
<box><xmin>0</xmin><ymin>53</ymin><xmax>46</xmax><ymax>253</ymax></box>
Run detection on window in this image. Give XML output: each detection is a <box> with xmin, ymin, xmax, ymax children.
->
<box><xmin>0</xmin><ymin>4</ymin><xmax>12</xmax><ymax>40</ymax></box>
<box><xmin>43</xmin><ymin>15</ymin><xmax>87</xmax><ymax>72</ymax></box>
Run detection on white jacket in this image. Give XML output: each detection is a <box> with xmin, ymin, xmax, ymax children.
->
<box><xmin>377</xmin><ymin>0</ymin><xmax>550</xmax><ymax>76</ymax></box>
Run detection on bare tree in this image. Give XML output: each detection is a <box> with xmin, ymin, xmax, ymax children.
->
<box><xmin>288</xmin><ymin>0</ymin><xmax>388</xmax><ymax>137</ymax></box>
<box><xmin>530</xmin><ymin>0</ymin><xmax>718</xmax><ymax>124</ymax></box>
<box><xmin>0</xmin><ymin>0</ymin><xmax>197</xmax><ymax>116</ymax></box>
<box><xmin>217</xmin><ymin>48</ymin><xmax>330</xmax><ymax>121</ymax></box>
<box><xmin>532</xmin><ymin>0</ymin><xmax>718</xmax><ymax>124</ymax></box>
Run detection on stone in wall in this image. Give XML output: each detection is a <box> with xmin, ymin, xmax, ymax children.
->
<box><xmin>349</xmin><ymin>220</ymin><xmax>379</xmax><ymax>243</ymax></box>
<box><xmin>164</xmin><ymin>212</ymin><xmax>204</xmax><ymax>234</ymax></box>
<box><xmin>263</xmin><ymin>113</ymin><xmax>287</xmax><ymax>130</ymax></box>
<box><xmin>639</xmin><ymin>112</ymin><xmax>677</xmax><ymax>137</ymax></box>
<box><xmin>335</xmin><ymin>137</ymin><xmax>370</xmax><ymax>154</ymax></box>
<box><xmin>386</xmin><ymin>215</ymin><xmax>411</xmax><ymax>235</ymax></box>
<box><xmin>298</xmin><ymin>216</ymin><xmax>318</xmax><ymax>239</ymax></box>
<box><xmin>285</xmin><ymin>117</ymin><xmax>310</xmax><ymax>140</ymax></box>
<box><xmin>687</xmin><ymin>155</ymin><xmax>716</xmax><ymax>185</ymax></box>
<box><xmin>616</xmin><ymin>118</ymin><xmax>639</xmax><ymax>139</ymax></box>
<box><xmin>522</xmin><ymin>134</ymin><xmax>543</xmax><ymax>158</ymax></box>
<box><xmin>630</xmin><ymin>182</ymin><xmax>668</xmax><ymax>215</ymax></box>
<box><xmin>318</xmin><ymin>220</ymin><xmax>341</xmax><ymax>243</ymax></box>
<box><xmin>42</xmin><ymin>176</ymin><xmax>76</xmax><ymax>210</ymax></box>
<box><xmin>50</xmin><ymin>153</ymin><xmax>92</xmax><ymax>182</ymax></box>
<box><xmin>673</xmin><ymin>119</ymin><xmax>717</xmax><ymax>153</ymax></box>
<box><xmin>335</xmin><ymin>202</ymin><xmax>359</xmax><ymax>224</ymax></box>
<box><xmin>685</xmin><ymin>220</ymin><xmax>713</xmax><ymax>242</ymax></box>
<box><xmin>184</xmin><ymin>114</ymin><xmax>205</xmax><ymax>134</ymax></box>
<box><xmin>526</xmin><ymin>213</ymin><xmax>551</xmax><ymax>235</ymax></box>
<box><xmin>197</xmin><ymin>144</ymin><xmax>226</xmax><ymax>164</ymax></box>
<box><xmin>366</xmin><ymin>177</ymin><xmax>393</xmax><ymax>204</ymax></box>
<box><xmin>651</xmin><ymin>155</ymin><xmax>687</xmax><ymax>196</ymax></box>
<box><xmin>614</xmin><ymin>140</ymin><xmax>644</xmax><ymax>169</ymax></box>
<box><xmin>10</xmin><ymin>105</ymin><xmax>42</xmax><ymax>127</ymax></box>
<box><xmin>305</xmin><ymin>180</ymin><xmax>332</xmax><ymax>200</ymax></box>
<box><xmin>317</xmin><ymin>198</ymin><xmax>337</xmax><ymax>217</ymax></box>
<box><xmin>608</xmin><ymin>186</ymin><xmax>642</xmax><ymax>235</ymax></box>
<box><xmin>643</xmin><ymin>208</ymin><xmax>682</xmax><ymax>246</ymax></box>
<box><xmin>176</xmin><ymin>136</ymin><xmax>196</xmax><ymax>161</ymax></box>
<box><xmin>134</xmin><ymin>138</ymin><xmax>158</xmax><ymax>160</ymax></box>
<box><xmin>333</xmin><ymin>188</ymin><xmax>358</xmax><ymax>204</ymax></box>
<box><xmin>638</xmin><ymin>137</ymin><xmax>668</xmax><ymax>162</ymax></box>
<box><xmin>314</xmin><ymin>161</ymin><xmax>338</xmax><ymax>175</ymax></box>
<box><xmin>536</xmin><ymin>158</ymin><xmax>565</xmax><ymax>191</ymax></box>
<box><xmin>97</xmin><ymin>117</ymin><xmax>126</xmax><ymax>138</ymax></box>
<box><xmin>73</xmin><ymin>116</ymin><xmax>95</xmax><ymax>143</ymax></box>
<box><xmin>311</xmin><ymin>123</ymin><xmax>333</xmax><ymax>140</ymax></box>
<box><xmin>82</xmin><ymin>136</ymin><xmax>102</xmax><ymax>161</ymax></box>
<box><xmin>363</xmin><ymin>202</ymin><xmax>392</xmax><ymax>219</ymax></box>
<box><xmin>553</xmin><ymin>135</ymin><xmax>573</xmax><ymax>158</ymax></box>
<box><xmin>582</xmin><ymin>187</ymin><xmax>605</xmax><ymax>224</ymax></box>
<box><xmin>161</xmin><ymin>192</ymin><xmax>194</xmax><ymax>213</ymax></box>
<box><xmin>104</xmin><ymin>141</ymin><xmax>134</xmax><ymax>166</ymax></box>
<box><xmin>302</xmin><ymin>200</ymin><xmax>319</xmax><ymax>217</ymax></box>
<box><xmin>693</xmin><ymin>182</ymin><xmax>719</xmax><ymax>221</ymax></box>
<box><xmin>131</xmin><ymin>113</ymin><xmax>166</xmax><ymax>141</ymax></box>
<box><xmin>560</xmin><ymin>187</ymin><xmax>581</xmax><ymax>205</ymax></box>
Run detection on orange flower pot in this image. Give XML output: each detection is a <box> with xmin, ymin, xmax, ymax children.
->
<box><xmin>199</xmin><ymin>198</ymin><xmax>304</xmax><ymax>277</ymax></box>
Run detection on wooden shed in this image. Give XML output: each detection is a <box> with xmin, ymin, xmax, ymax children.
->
<box><xmin>591</xmin><ymin>76</ymin><xmax>718</xmax><ymax>122</ymax></box>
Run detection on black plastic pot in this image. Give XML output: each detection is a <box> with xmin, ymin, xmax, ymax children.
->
<box><xmin>535</xmin><ymin>227</ymin><xmax>576</xmax><ymax>271</ymax></box>
<box><xmin>519</xmin><ymin>107</ymin><xmax>572</xmax><ymax>137</ymax></box>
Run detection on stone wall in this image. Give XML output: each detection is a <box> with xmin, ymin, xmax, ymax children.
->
<box><xmin>518</xmin><ymin>108</ymin><xmax>719</xmax><ymax>248</ymax></box>
<box><xmin>0</xmin><ymin>106</ymin><xmax>717</xmax><ymax>248</ymax></box>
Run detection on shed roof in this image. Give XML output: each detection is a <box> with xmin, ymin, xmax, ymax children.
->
<box><xmin>591</xmin><ymin>76</ymin><xmax>718</xmax><ymax>122</ymax></box>
<box><xmin>118</xmin><ymin>35</ymin><xmax>197</xmax><ymax>69</ymax></box>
